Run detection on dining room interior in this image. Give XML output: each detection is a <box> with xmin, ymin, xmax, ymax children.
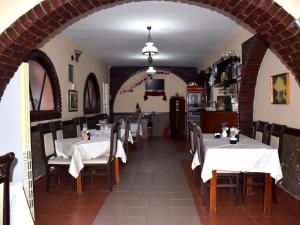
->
<box><xmin>1</xmin><ymin>1</ymin><xmax>300</xmax><ymax>225</ymax></box>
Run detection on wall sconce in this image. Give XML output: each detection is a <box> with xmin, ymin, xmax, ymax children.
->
<box><xmin>71</xmin><ymin>49</ymin><xmax>82</xmax><ymax>62</ymax></box>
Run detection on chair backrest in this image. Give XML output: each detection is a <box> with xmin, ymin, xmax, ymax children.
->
<box><xmin>99</xmin><ymin>113</ymin><xmax>109</xmax><ymax>122</ymax></box>
<box><xmin>270</xmin><ymin>123</ymin><xmax>286</xmax><ymax>160</ymax></box>
<box><xmin>136</xmin><ymin>113</ymin><xmax>142</xmax><ymax>135</ymax></box>
<box><xmin>109</xmin><ymin>123</ymin><xmax>119</xmax><ymax>162</ymax></box>
<box><xmin>188</xmin><ymin>121</ymin><xmax>196</xmax><ymax>154</ymax></box>
<box><xmin>86</xmin><ymin>115</ymin><xmax>98</xmax><ymax>129</ymax></box>
<box><xmin>124</xmin><ymin>118</ymin><xmax>130</xmax><ymax>144</ymax></box>
<box><xmin>254</xmin><ymin>121</ymin><xmax>269</xmax><ymax>143</ymax></box>
<box><xmin>0</xmin><ymin>152</ymin><xmax>15</xmax><ymax>225</ymax></box>
<box><xmin>39</xmin><ymin>123</ymin><xmax>56</xmax><ymax>161</ymax></box>
<box><xmin>51</xmin><ymin>121</ymin><xmax>64</xmax><ymax>140</ymax></box>
<box><xmin>73</xmin><ymin>117</ymin><xmax>87</xmax><ymax>137</ymax></box>
<box><xmin>195</xmin><ymin>125</ymin><xmax>205</xmax><ymax>165</ymax></box>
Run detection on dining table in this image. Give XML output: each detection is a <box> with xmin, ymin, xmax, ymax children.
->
<box><xmin>54</xmin><ymin>125</ymin><xmax>131</xmax><ymax>193</ymax></box>
<box><xmin>191</xmin><ymin>133</ymin><xmax>283</xmax><ymax>214</ymax></box>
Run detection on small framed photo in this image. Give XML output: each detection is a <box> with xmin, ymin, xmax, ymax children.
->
<box><xmin>271</xmin><ymin>73</ymin><xmax>289</xmax><ymax>104</ymax></box>
<box><xmin>68</xmin><ymin>64</ymin><xmax>74</xmax><ymax>83</ymax></box>
<box><xmin>68</xmin><ymin>90</ymin><xmax>78</xmax><ymax>111</ymax></box>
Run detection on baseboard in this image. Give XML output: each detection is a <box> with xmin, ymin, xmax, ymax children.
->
<box><xmin>276</xmin><ymin>185</ymin><xmax>300</xmax><ymax>204</ymax></box>
<box><xmin>33</xmin><ymin>175</ymin><xmax>45</xmax><ymax>186</ymax></box>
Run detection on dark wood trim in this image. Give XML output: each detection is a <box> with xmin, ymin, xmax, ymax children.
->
<box><xmin>83</xmin><ymin>73</ymin><xmax>101</xmax><ymax>115</ymax></box>
<box><xmin>33</xmin><ymin>175</ymin><xmax>45</xmax><ymax>186</ymax></box>
<box><xmin>25</xmin><ymin>49</ymin><xmax>62</xmax><ymax>122</ymax></box>
<box><xmin>62</xmin><ymin>120</ymin><xmax>74</xmax><ymax>126</ymax></box>
<box><xmin>113</xmin><ymin>112</ymin><xmax>170</xmax><ymax>115</ymax></box>
<box><xmin>284</xmin><ymin>127</ymin><xmax>300</xmax><ymax>137</ymax></box>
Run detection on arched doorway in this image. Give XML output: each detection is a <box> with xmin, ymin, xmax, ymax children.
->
<box><xmin>0</xmin><ymin>0</ymin><xmax>299</xmax><ymax>134</ymax></box>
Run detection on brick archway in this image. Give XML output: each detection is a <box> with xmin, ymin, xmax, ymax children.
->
<box><xmin>0</xmin><ymin>0</ymin><xmax>299</xmax><ymax>131</ymax></box>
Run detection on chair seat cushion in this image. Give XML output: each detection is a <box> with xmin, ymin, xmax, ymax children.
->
<box><xmin>48</xmin><ymin>156</ymin><xmax>71</xmax><ymax>165</ymax></box>
<box><xmin>83</xmin><ymin>155</ymin><xmax>109</xmax><ymax>164</ymax></box>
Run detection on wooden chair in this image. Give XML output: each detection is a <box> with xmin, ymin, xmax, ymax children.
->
<box><xmin>86</xmin><ymin>115</ymin><xmax>98</xmax><ymax>129</ymax></box>
<box><xmin>72</xmin><ymin>117</ymin><xmax>87</xmax><ymax>137</ymax></box>
<box><xmin>253</xmin><ymin>121</ymin><xmax>269</xmax><ymax>144</ymax></box>
<box><xmin>51</xmin><ymin>120</ymin><xmax>64</xmax><ymax>140</ymax></box>
<box><xmin>243</xmin><ymin>123</ymin><xmax>286</xmax><ymax>204</ymax></box>
<box><xmin>123</xmin><ymin>117</ymin><xmax>130</xmax><ymax>153</ymax></box>
<box><xmin>82</xmin><ymin>122</ymin><xmax>119</xmax><ymax>191</ymax></box>
<box><xmin>0</xmin><ymin>152</ymin><xmax>15</xmax><ymax>225</ymax></box>
<box><xmin>130</xmin><ymin>113</ymin><xmax>142</xmax><ymax>147</ymax></box>
<box><xmin>187</xmin><ymin>121</ymin><xmax>196</xmax><ymax>155</ymax></box>
<box><xmin>99</xmin><ymin>113</ymin><xmax>109</xmax><ymax>122</ymax></box>
<box><xmin>39</xmin><ymin>123</ymin><xmax>74</xmax><ymax>191</ymax></box>
<box><xmin>195</xmin><ymin>126</ymin><xmax>242</xmax><ymax>206</ymax></box>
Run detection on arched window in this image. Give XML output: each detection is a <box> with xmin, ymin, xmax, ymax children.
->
<box><xmin>83</xmin><ymin>73</ymin><xmax>100</xmax><ymax>114</ymax></box>
<box><xmin>25</xmin><ymin>49</ymin><xmax>61</xmax><ymax>121</ymax></box>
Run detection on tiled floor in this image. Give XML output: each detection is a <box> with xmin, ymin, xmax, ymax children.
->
<box><xmin>34</xmin><ymin>138</ymin><xmax>300</xmax><ymax>225</ymax></box>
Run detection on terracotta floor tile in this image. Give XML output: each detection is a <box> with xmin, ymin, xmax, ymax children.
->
<box><xmin>50</xmin><ymin>205</ymin><xmax>101</xmax><ymax>216</ymax></box>
<box><xmin>252</xmin><ymin>216</ymin><xmax>284</xmax><ymax>225</ymax></box>
<box><xmin>41</xmin><ymin>214</ymin><xmax>95</xmax><ymax>225</ymax></box>
<box><xmin>227</xmin><ymin>216</ymin><xmax>257</xmax><ymax>225</ymax></box>
<box><xmin>278</xmin><ymin>217</ymin><xmax>300</xmax><ymax>225</ymax></box>
<box><xmin>33</xmin><ymin>138</ymin><xmax>300</xmax><ymax>225</ymax></box>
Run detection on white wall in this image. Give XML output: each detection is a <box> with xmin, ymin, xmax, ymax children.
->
<box><xmin>253</xmin><ymin>49</ymin><xmax>300</xmax><ymax>128</ymax></box>
<box><xmin>201</xmin><ymin>29</ymin><xmax>253</xmax><ymax>69</ymax></box>
<box><xmin>30</xmin><ymin>33</ymin><xmax>109</xmax><ymax>125</ymax></box>
<box><xmin>114</xmin><ymin>71</ymin><xmax>187</xmax><ymax>113</ymax></box>
<box><xmin>0</xmin><ymin>69</ymin><xmax>23</xmax><ymax>182</ymax></box>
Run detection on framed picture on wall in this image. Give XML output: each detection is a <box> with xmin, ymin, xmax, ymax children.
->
<box><xmin>68</xmin><ymin>90</ymin><xmax>78</xmax><ymax>111</ymax></box>
<box><xmin>270</xmin><ymin>72</ymin><xmax>289</xmax><ymax>104</ymax></box>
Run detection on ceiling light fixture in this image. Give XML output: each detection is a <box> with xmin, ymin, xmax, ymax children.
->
<box><xmin>142</xmin><ymin>26</ymin><xmax>158</xmax><ymax>79</ymax></box>
<box><xmin>142</xmin><ymin>26</ymin><xmax>158</xmax><ymax>56</ymax></box>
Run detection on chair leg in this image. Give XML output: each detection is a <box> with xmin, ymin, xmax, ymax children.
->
<box><xmin>72</xmin><ymin>178</ymin><xmax>76</xmax><ymax>192</ymax></box>
<box><xmin>235</xmin><ymin>174</ymin><xmax>241</xmax><ymax>205</ymax></box>
<box><xmin>272</xmin><ymin>179</ymin><xmax>277</xmax><ymax>204</ymax></box>
<box><xmin>107</xmin><ymin>164</ymin><xmax>112</xmax><ymax>192</ymax></box>
<box><xmin>242</xmin><ymin>173</ymin><xmax>247</xmax><ymax>205</ymax></box>
<box><xmin>57</xmin><ymin>167</ymin><xmax>60</xmax><ymax>185</ymax></box>
<box><xmin>201</xmin><ymin>182</ymin><xmax>208</xmax><ymax>206</ymax></box>
<box><xmin>46</xmin><ymin>166</ymin><xmax>50</xmax><ymax>192</ymax></box>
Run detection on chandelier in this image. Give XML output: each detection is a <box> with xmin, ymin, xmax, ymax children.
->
<box><xmin>142</xmin><ymin>26</ymin><xmax>158</xmax><ymax>78</ymax></box>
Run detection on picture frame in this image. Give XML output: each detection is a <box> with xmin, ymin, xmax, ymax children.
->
<box><xmin>271</xmin><ymin>72</ymin><xmax>289</xmax><ymax>104</ymax></box>
<box><xmin>68</xmin><ymin>90</ymin><xmax>78</xmax><ymax>111</ymax></box>
<box><xmin>68</xmin><ymin>64</ymin><xmax>74</xmax><ymax>83</ymax></box>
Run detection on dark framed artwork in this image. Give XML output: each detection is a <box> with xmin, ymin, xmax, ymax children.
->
<box><xmin>68</xmin><ymin>64</ymin><xmax>74</xmax><ymax>83</ymax></box>
<box><xmin>68</xmin><ymin>90</ymin><xmax>78</xmax><ymax>111</ymax></box>
<box><xmin>271</xmin><ymin>72</ymin><xmax>289</xmax><ymax>104</ymax></box>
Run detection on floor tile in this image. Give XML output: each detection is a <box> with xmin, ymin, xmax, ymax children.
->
<box><xmin>34</xmin><ymin>138</ymin><xmax>300</xmax><ymax>225</ymax></box>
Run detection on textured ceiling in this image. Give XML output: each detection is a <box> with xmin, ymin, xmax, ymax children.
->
<box><xmin>63</xmin><ymin>1</ymin><xmax>242</xmax><ymax>68</ymax></box>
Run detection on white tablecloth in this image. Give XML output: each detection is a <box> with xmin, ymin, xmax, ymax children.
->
<box><xmin>191</xmin><ymin>134</ymin><xmax>283</xmax><ymax>183</ymax></box>
<box><xmin>10</xmin><ymin>183</ymin><xmax>34</xmax><ymax>225</ymax></box>
<box><xmin>89</xmin><ymin>127</ymin><xmax>133</xmax><ymax>144</ymax></box>
<box><xmin>55</xmin><ymin>136</ymin><xmax>127</xmax><ymax>178</ymax></box>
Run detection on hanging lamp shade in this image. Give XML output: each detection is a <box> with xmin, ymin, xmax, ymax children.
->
<box><xmin>142</xmin><ymin>26</ymin><xmax>158</xmax><ymax>56</ymax></box>
<box><xmin>146</xmin><ymin>66</ymin><xmax>156</xmax><ymax>75</ymax></box>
